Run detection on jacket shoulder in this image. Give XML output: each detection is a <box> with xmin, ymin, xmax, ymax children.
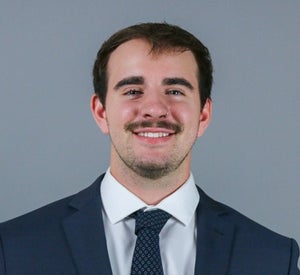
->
<box><xmin>0</xmin><ymin>175</ymin><xmax>104</xmax><ymax>274</ymax></box>
<box><xmin>0</xmin><ymin>174</ymin><xmax>103</xmax><ymax>237</ymax></box>
<box><xmin>197</xmin><ymin>187</ymin><xmax>300</xmax><ymax>274</ymax></box>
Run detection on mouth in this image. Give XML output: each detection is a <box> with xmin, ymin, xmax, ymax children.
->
<box><xmin>125</xmin><ymin>121</ymin><xmax>182</xmax><ymax>144</ymax></box>
<box><xmin>136</xmin><ymin>132</ymin><xmax>171</xmax><ymax>138</ymax></box>
<box><xmin>133</xmin><ymin>129</ymin><xmax>174</xmax><ymax>145</ymax></box>
<box><xmin>125</xmin><ymin>121</ymin><xmax>182</xmax><ymax>137</ymax></box>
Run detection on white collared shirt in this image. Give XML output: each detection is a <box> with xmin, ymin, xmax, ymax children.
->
<box><xmin>100</xmin><ymin>168</ymin><xmax>199</xmax><ymax>275</ymax></box>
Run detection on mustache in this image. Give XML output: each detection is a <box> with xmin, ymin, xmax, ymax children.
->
<box><xmin>125</xmin><ymin>120</ymin><xmax>183</xmax><ymax>133</ymax></box>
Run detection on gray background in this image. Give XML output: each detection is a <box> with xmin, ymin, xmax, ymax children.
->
<box><xmin>1</xmin><ymin>0</ymin><xmax>299</xmax><ymax>255</ymax></box>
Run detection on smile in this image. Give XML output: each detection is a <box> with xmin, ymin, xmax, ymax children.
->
<box><xmin>137</xmin><ymin>132</ymin><xmax>170</xmax><ymax>138</ymax></box>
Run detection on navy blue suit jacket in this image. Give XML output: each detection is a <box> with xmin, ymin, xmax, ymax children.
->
<box><xmin>0</xmin><ymin>174</ymin><xmax>299</xmax><ymax>274</ymax></box>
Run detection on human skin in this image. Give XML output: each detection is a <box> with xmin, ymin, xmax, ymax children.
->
<box><xmin>91</xmin><ymin>39</ymin><xmax>212</xmax><ymax>204</ymax></box>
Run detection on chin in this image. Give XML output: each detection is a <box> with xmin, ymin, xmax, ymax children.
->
<box><xmin>130</xmin><ymin>161</ymin><xmax>177</xmax><ymax>180</ymax></box>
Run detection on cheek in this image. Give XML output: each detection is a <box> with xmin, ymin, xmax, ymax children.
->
<box><xmin>118</xmin><ymin>102</ymin><xmax>138</xmax><ymax>122</ymax></box>
<box><xmin>171</xmin><ymin>103</ymin><xmax>200</xmax><ymax>125</ymax></box>
<box><xmin>106</xmin><ymin>101</ymin><xmax>137</xmax><ymax>127</ymax></box>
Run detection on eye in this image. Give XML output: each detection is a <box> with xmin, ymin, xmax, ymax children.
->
<box><xmin>166</xmin><ymin>89</ymin><xmax>184</xmax><ymax>96</ymax></box>
<box><xmin>124</xmin><ymin>89</ymin><xmax>143</xmax><ymax>96</ymax></box>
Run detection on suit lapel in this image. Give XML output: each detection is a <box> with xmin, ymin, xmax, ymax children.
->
<box><xmin>194</xmin><ymin>189</ymin><xmax>236</xmax><ymax>275</ymax></box>
<box><xmin>62</xmin><ymin>176</ymin><xmax>112</xmax><ymax>275</ymax></box>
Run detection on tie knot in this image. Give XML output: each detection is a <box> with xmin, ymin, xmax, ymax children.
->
<box><xmin>132</xmin><ymin>209</ymin><xmax>171</xmax><ymax>235</ymax></box>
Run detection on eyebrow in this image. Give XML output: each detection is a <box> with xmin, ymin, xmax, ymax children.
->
<box><xmin>162</xmin><ymin>77</ymin><xmax>194</xmax><ymax>90</ymax></box>
<box><xmin>113</xmin><ymin>76</ymin><xmax>194</xmax><ymax>91</ymax></box>
<box><xmin>114</xmin><ymin>76</ymin><xmax>144</xmax><ymax>90</ymax></box>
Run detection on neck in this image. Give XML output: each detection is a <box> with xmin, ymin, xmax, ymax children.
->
<box><xmin>110</xmin><ymin>159</ymin><xmax>190</xmax><ymax>205</ymax></box>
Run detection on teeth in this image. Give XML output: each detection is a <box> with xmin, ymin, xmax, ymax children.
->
<box><xmin>138</xmin><ymin>132</ymin><xmax>170</xmax><ymax>138</ymax></box>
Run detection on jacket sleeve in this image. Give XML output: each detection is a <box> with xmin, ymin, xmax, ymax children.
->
<box><xmin>289</xmin><ymin>239</ymin><xmax>300</xmax><ymax>275</ymax></box>
<box><xmin>0</xmin><ymin>236</ymin><xmax>5</xmax><ymax>275</ymax></box>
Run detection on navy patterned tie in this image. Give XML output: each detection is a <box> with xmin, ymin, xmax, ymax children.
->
<box><xmin>130</xmin><ymin>209</ymin><xmax>171</xmax><ymax>275</ymax></box>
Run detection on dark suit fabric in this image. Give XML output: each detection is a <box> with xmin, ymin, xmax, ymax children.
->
<box><xmin>0</xmin><ymin>174</ymin><xmax>299</xmax><ymax>275</ymax></box>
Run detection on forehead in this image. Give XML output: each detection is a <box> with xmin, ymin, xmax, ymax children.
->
<box><xmin>106</xmin><ymin>39</ymin><xmax>198</xmax><ymax>82</ymax></box>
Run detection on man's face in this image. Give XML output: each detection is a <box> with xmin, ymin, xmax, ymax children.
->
<box><xmin>92</xmin><ymin>39</ymin><xmax>211</xmax><ymax>180</ymax></box>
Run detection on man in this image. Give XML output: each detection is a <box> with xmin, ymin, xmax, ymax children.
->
<box><xmin>0</xmin><ymin>22</ymin><xmax>299</xmax><ymax>274</ymax></box>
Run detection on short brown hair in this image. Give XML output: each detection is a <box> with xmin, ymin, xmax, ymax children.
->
<box><xmin>93</xmin><ymin>22</ymin><xmax>213</xmax><ymax>108</ymax></box>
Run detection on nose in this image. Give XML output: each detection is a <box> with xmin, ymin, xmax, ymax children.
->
<box><xmin>140</xmin><ymin>94</ymin><xmax>169</xmax><ymax>119</ymax></box>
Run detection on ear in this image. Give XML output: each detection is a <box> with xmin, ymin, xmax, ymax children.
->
<box><xmin>197</xmin><ymin>98</ymin><xmax>212</xmax><ymax>137</ymax></box>
<box><xmin>90</xmin><ymin>94</ymin><xmax>109</xmax><ymax>134</ymax></box>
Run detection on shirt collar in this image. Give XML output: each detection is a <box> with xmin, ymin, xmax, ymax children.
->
<box><xmin>101</xmin><ymin>168</ymin><xmax>199</xmax><ymax>226</ymax></box>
